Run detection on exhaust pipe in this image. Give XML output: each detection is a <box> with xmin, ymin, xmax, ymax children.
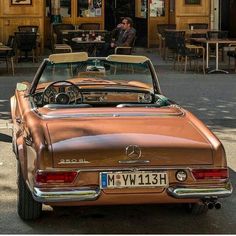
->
<box><xmin>206</xmin><ymin>202</ymin><xmax>214</xmax><ymax>210</ymax></box>
<box><xmin>214</xmin><ymin>202</ymin><xmax>222</xmax><ymax>209</ymax></box>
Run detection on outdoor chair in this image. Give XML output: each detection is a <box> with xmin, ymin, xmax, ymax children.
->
<box><xmin>114</xmin><ymin>37</ymin><xmax>136</xmax><ymax>55</ymax></box>
<box><xmin>18</xmin><ymin>25</ymin><xmax>39</xmax><ymax>33</ymax></box>
<box><xmin>207</xmin><ymin>30</ymin><xmax>229</xmax><ymax>61</ymax></box>
<box><xmin>52</xmin><ymin>23</ymin><xmax>75</xmax><ymax>44</ymax></box>
<box><xmin>188</xmin><ymin>23</ymin><xmax>208</xmax><ymax>29</ymax></box>
<box><xmin>157</xmin><ymin>24</ymin><xmax>176</xmax><ymax>57</ymax></box>
<box><xmin>176</xmin><ymin>36</ymin><xmax>205</xmax><ymax>74</ymax></box>
<box><xmin>164</xmin><ymin>30</ymin><xmax>185</xmax><ymax>61</ymax></box>
<box><xmin>0</xmin><ymin>35</ymin><xmax>15</xmax><ymax>75</ymax></box>
<box><xmin>78</xmin><ymin>23</ymin><xmax>100</xmax><ymax>30</ymax></box>
<box><xmin>14</xmin><ymin>32</ymin><xmax>37</xmax><ymax>62</ymax></box>
<box><xmin>227</xmin><ymin>43</ymin><xmax>236</xmax><ymax>72</ymax></box>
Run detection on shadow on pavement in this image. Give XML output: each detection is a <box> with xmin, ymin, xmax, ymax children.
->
<box><xmin>0</xmin><ymin>133</ymin><xmax>12</xmax><ymax>143</ymax></box>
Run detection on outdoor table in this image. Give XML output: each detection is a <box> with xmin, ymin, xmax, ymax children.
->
<box><xmin>0</xmin><ymin>44</ymin><xmax>14</xmax><ymax>75</ymax></box>
<box><xmin>71</xmin><ymin>37</ymin><xmax>105</xmax><ymax>56</ymax></box>
<box><xmin>191</xmin><ymin>38</ymin><xmax>236</xmax><ymax>73</ymax></box>
<box><xmin>0</xmin><ymin>45</ymin><xmax>12</xmax><ymax>51</ymax></box>
<box><xmin>186</xmin><ymin>44</ymin><xmax>205</xmax><ymax>74</ymax></box>
<box><xmin>61</xmin><ymin>29</ymin><xmax>107</xmax><ymax>35</ymax></box>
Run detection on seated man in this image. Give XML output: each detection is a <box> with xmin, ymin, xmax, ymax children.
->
<box><xmin>97</xmin><ymin>17</ymin><xmax>136</xmax><ymax>56</ymax></box>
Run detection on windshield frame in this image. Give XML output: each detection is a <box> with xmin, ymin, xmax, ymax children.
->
<box><xmin>29</xmin><ymin>57</ymin><xmax>162</xmax><ymax>95</ymax></box>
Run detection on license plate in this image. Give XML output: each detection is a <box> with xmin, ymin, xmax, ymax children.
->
<box><xmin>100</xmin><ymin>171</ymin><xmax>168</xmax><ymax>189</ymax></box>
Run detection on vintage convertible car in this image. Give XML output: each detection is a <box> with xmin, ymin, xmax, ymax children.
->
<box><xmin>11</xmin><ymin>52</ymin><xmax>232</xmax><ymax>220</ymax></box>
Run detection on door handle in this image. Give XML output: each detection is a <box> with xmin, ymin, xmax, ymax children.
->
<box><xmin>15</xmin><ymin>117</ymin><xmax>23</xmax><ymax>124</ymax></box>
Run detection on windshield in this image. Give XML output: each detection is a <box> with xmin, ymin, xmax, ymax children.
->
<box><xmin>38</xmin><ymin>58</ymin><xmax>154</xmax><ymax>92</ymax></box>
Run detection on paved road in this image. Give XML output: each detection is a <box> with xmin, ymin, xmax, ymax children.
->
<box><xmin>0</xmin><ymin>61</ymin><xmax>236</xmax><ymax>233</ymax></box>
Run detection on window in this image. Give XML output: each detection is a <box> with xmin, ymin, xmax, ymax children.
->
<box><xmin>150</xmin><ymin>0</ymin><xmax>165</xmax><ymax>17</ymax></box>
<box><xmin>185</xmin><ymin>0</ymin><xmax>201</xmax><ymax>4</ymax></box>
<box><xmin>60</xmin><ymin>0</ymin><xmax>72</xmax><ymax>17</ymax></box>
<box><xmin>77</xmin><ymin>0</ymin><xmax>102</xmax><ymax>17</ymax></box>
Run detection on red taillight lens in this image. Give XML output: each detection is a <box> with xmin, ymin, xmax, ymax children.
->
<box><xmin>192</xmin><ymin>169</ymin><xmax>228</xmax><ymax>180</ymax></box>
<box><xmin>36</xmin><ymin>171</ymin><xmax>77</xmax><ymax>184</ymax></box>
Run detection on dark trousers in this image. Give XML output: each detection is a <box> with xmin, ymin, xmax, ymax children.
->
<box><xmin>97</xmin><ymin>43</ymin><xmax>115</xmax><ymax>57</ymax></box>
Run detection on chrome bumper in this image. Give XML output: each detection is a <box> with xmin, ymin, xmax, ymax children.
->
<box><xmin>33</xmin><ymin>187</ymin><xmax>101</xmax><ymax>203</ymax></box>
<box><xmin>167</xmin><ymin>182</ymin><xmax>233</xmax><ymax>199</ymax></box>
<box><xmin>33</xmin><ymin>182</ymin><xmax>233</xmax><ymax>203</ymax></box>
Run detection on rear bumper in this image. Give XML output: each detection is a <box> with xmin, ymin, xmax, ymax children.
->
<box><xmin>33</xmin><ymin>181</ymin><xmax>233</xmax><ymax>203</ymax></box>
<box><xmin>33</xmin><ymin>187</ymin><xmax>101</xmax><ymax>203</ymax></box>
<box><xmin>167</xmin><ymin>182</ymin><xmax>233</xmax><ymax>199</ymax></box>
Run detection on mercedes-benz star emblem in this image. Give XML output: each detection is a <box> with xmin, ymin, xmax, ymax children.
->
<box><xmin>126</xmin><ymin>145</ymin><xmax>142</xmax><ymax>160</ymax></box>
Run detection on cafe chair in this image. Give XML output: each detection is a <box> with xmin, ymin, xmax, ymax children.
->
<box><xmin>52</xmin><ymin>23</ymin><xmax>75</xmax><ymax>44</ymax></box>
<box><xmin>227</xmin><ymin>43</ymin><xmax>236</xmax><ymax>72</ymax></box>
<box><xmin>164</xmin><ymin>31</ymin><xmax>185</xmax><ymax>61</ymax></box>
<box><xmin>157</xmin><ymin>24</ymin><xmax>176</xmax><ymax>57</ymax></box>
<box><xmin>14</xmin><ymin>32</ymin><xmax>37</xmax><ymax>62</ymax></box>
<box><xmin>207</xmin><ymin>30</ymin><xmax>229</xmax><ymax>61</ymax></box>
<box><xmin>18</xmin><ymin>25</ymin><xmax>39</xmax><ymax>33</ymax></box>
<box><xmin>53</xmin><ymin>44</ymin><xmax>72</xmax><ymax>53</ymax></box>
<box><xmin>188</xmin><ymin>23</ymin><xmax>208</xmax><ymax>29</ymax></box>
<box><xmin>0</xmin><ymin>35</ymin><xmax>15</xmax><ymax>75</ymax></box>
<box><xmin>78</xmin><ymin>23</ymin><xmax>100</xmax><ymax>30</ymax></box>
<box><xmin>114</xmin><ymin>37</ymin><xmax>136</xmax><ymax>55</ymax></box>
<box><xmin>176</xmin><ymin>37</ymin><xmax>205</xmax><ymax>74</ymax></box>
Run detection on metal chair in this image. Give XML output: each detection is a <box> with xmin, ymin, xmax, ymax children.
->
<box><xmin>176</xmin><ymin>36</ymin><xmax>205</xmax><ymax>74</ymax></box>
<box><xmin>52</xmin><ymin>23</ymin><xmax>75</xmax><ymax>44</ymax></box>
<box><xmin>227</xmin><ymin>44</ymin><xmax>236</xmax><ymax>72</ymax></box>
<box><xmin>207</xmin><ymin>30</ymin><xmax>229</xmax><ymax>61</ymax></box>
<box><xmin>14</xmin><ymin>32</ymin><xmax>37</xmax><ymax>62</ymax></box>
<box><xmin>18</xmin><ymin>25</ymin><xmax>39</xmax><ymax>33</ymax></box>
<box><xmin>188</xmin><ymin>23</ymin><xmax>208</xmax><ymax>29</ymax></box>
<box><xmin>78</xmin><ymin>23</ymin><xmax>100</xmax><ymax>30</ymax></box>
<box><xmin>114</xmin><ymin>37</ymin><xmax>136</xmax><ymax>55</ymax></box>
<box><xmin>0</xmin><ymin>35</ymin><xmax>15</xmax><ymax>75</ymax></box>
<box><xmin>157</xmin><ymin>24</ymin><xmax>176</xmax><ymax>57</ymax></box>
<box><xmin>164</xmin><ymin>30</ymin><xmax>185</xmax><ymax>60</ymax></box>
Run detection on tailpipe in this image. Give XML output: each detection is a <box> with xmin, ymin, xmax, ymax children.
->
<box><xmin>214</xmin><ymin>202</ymin><xmax>222</xmax><ymax>210</ymax></box>
<box><xmin>206</xmin><ymin>202</ymin><xmax>214</xmax><ymax>210</ymax></box>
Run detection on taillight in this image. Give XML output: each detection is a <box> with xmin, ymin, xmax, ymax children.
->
<box><xmin>192</xmin><ymin>168</ymin><xmax>228</xmax><ymax>180</ymax></box>
<box><xmin>36</xmin><ymin>171</ymin><xmax>77</xmax><ymax>184</ymax></box>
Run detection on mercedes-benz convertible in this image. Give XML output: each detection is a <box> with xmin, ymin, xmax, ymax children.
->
<box><xmin>11</xmin><ymin>52</ymin><xmax>232</xmax><ymax>220</ymax></box>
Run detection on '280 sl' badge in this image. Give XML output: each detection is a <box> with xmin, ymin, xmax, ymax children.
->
<box><xmin>58</xmin><ymin>158</ymin><xmax>90</xmax><ymax>164</ymax></box>
<box><xmin>126</xmin><ymin>145</ymin><xmax>142</xmax><ymax>160</ymax></box>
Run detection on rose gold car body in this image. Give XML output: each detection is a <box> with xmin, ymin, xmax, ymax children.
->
<box><xmin>11</xmin><ymin>53</ymin><xmax>232</xmax><ymax>220</ymax></box>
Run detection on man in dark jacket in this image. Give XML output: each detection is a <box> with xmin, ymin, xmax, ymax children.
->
<box><xmin>97</xmin><ymin>17</ymin><xmax>136</xmax><ymax>56</ymax></box>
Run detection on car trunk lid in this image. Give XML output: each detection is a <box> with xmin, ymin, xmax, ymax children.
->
<box><xmin>44</xmin><ymin>107</ymin><xmax>213</xmax><ymax>168</ymax></box>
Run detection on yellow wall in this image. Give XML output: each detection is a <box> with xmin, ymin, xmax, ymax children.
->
<box><xmin>175</xmin><ymin>0</ymin><xmax>210</xmax><ymax>29</ymax></box>
<box><xmin>0</xmin><ymin>0</ymin><xmax>45</xmax><ymax>49</ymax></box>
<box><xmin>0</xmin><ymin>0</ymin><xmax>212</xmax><ymax>49</ymax></box>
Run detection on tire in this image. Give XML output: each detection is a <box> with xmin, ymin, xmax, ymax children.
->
<box><xmin>17</xmin><ymin>162</ymin><xmax>42</xmax><ymax>220</ymax></box>
<box><xmin>185</xmin><ymin>202</ymin><xmax>208</xmax><ymax>215</ymax></box>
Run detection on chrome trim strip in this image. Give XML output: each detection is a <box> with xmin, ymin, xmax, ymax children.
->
<box><xmin>38</xmin><ymin>165</ymin><xmax>214</xmax><ymax>173</ymax></box>
<box><xmin>40</xmin><ymin>166</ymin><xmax>204</xmax><ymax>173</ymax></box>
<box><xmin>167</xmin><ymin>182</ymin><xmax>233</xmax><ymax>199</ymax></box>
<box><xmin>33</xmin><ymin>186</ymin><xmax>101</xmax><ymax>203</ymax></box>
<box><xmin>42</xmin><ymin>112</ymin><xmax>183</xmax><ymax>119</ymax></box>
<box><xmin>118</xmin><ymin>160</ymin><xmax>150</xmax><ymax>164</ymax></box>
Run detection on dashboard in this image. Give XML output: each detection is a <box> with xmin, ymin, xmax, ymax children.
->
<box><xmin>33</xmin><ymin>90</ymin><xmax>154</xmax><ymax>107</ymax></box>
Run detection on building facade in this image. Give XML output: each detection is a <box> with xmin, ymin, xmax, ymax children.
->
<box><xmin>0</xmin><ymin>0</ymin><xmax>235</xmax><ymax>50</ymax></box>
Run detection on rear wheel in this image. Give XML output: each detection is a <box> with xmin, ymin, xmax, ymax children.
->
<box><xmin>185</xmin><ymin>202</ymin><xmax>208</xmax><ymax>215</ymax></box>
<box><xmin>17</xmin><ymin>162</ymin><xmax>42</xmax><ymax>220</ymax></box>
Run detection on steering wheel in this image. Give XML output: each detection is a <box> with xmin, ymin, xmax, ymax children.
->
<box><xmin>42</xmin><ymin>80</ymin><xmax>83</xmax><ymax>106</ymax></box>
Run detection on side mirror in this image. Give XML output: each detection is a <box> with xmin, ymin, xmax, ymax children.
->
<box><xmin>16</xmin><ymin>83</ymin><xmax>28</xmax><ymax>91</ymax></box>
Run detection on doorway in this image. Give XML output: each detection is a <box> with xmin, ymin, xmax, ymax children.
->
<box><xmin>220</xmin><ymin>0</ymin><xmax>236</xmax><ymax>37</ymax></box>
<box><xmin>105</xmin><ymin>0</ymin><xmax>148</xmax><ymax>47</ymax></box>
